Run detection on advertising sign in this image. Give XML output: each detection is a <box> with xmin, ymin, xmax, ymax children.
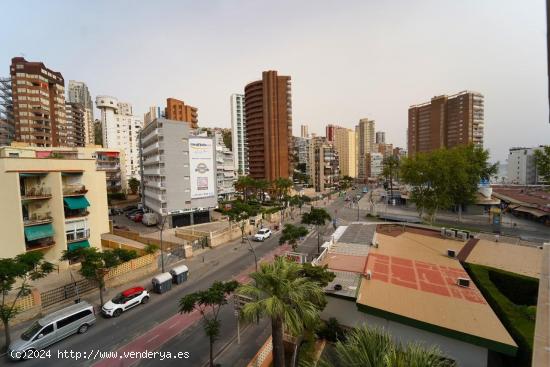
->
<box><xmin>189</xmin><ymin>138</ymin><xmax>215</xmax><ymax>199</ymax></box>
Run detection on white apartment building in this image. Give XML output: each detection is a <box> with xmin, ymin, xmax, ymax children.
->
<box><xmin>507</xmin><ymin>147</ymin><xmax>545</xmax><ymax>185</ymax></box>
<box><xmin>96</xmin><ymin>96</ymin><xmax>142</xmax><ymax>181</ymax></box>
<box><xmin>368</xmin><ymin>152</ymin><xmax>384</xmax><ymax>179</ymax></box>
<box><xmin>68</xmin><ymin>80</ymin><xmax>94</xmax><ymax>145</ymax></box>
<box><xmin>230</xmin><ymin>94</ymin><xmax>248</xmax><ymax>176</ymax></box>
<box><xmin>214</xmin><ymin>130</ymin><xmax>236</xmax><ymax>200</ymax></box>
<box><xmin>139</xmin><ymin>118</ymin><xmax>217</xmax><ymax>228</ymax></box>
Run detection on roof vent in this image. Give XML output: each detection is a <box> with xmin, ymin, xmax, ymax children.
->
<box><xmin>457</xmin><ymin>278</ymin><xmax>470</xmax><ymax>288</ymax></box>
<box><xmin>366</xmin><ymin>270</ymin><xmax>372</xmax><ymax>280</ymax></box>
<box><xmin>447</xmin><ymin>249</ymin><xmax>456</xmax><ymax>258</ymax></box>
<box><xmin>333</xmin><ymin>284</ymin><xmax>343</xmax><ymax>291</ymax></box>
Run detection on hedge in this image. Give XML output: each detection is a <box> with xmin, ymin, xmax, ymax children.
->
<box><xmin>465</xmin><ymin>263</ymin><xmax>537</xmax><ymax>367</ymax></box>
<box><xmin>488</xmin><ymin>268</ymin><xmax>538</xmax><ymax>306</ymax></box>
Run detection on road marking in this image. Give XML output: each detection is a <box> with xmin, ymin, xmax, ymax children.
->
<box><xmin>146</xmin><ymin>334</ymin><xmax>159</xmax><ymax>343</ymax></box>
<box><xmin>168</xmin><ymin>322</ymin><xmax>180</xmax><ymax>329</ymax></box>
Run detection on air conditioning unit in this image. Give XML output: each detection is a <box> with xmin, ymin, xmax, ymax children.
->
<box><xmin>447</xmin><ymin>249</ymin><xmax>456</xmax><ymax>258</ymax></box>
<box><xmin>456</xmin><ymin>231</ymin><xmax>468</xmax><ymax>241</ymax></box>
<box><xmin>440</xmin><ymin>227</ymin><xmax>446</xmax><ymax>237</ymax></box>
<box><xmin>445</xmin><ymin>229</ymin><xmax>455</xmax><ymax>238</ymax></box>
<box><xmin>366</xmin><ymin>270</ymin><xmax>372</xmax><ymax>280</ymax></box>
<box><xmin>457</xmin><ymin>278</ymin><xmax>470</xmax><ymax>288</ymax></box>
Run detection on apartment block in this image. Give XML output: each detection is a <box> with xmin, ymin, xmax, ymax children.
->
<box><xmin>310</xmin><ymin>137</ymin><xmax>339</xmax><ymax>192</ymax></box>
<box><xmin>245</xmin><ymin>70</ymin><xmax>292</xmax><ymax>181</ymax></box>
<box><xmin>139</xmin><ymin>118</ymin><xmax>217</xmax><ymax>228</ymax></box>
<box><xmin>230</xmin><ymin>93</ymin><xmax>248</xmax><ymax>176</ymax></box>
<box><xmin>144</xmin><ymin>106</ymin><xmax>163</xmax><ymax>126</ymax></box>
<box><xmin>333</xmin><ymin>126</ymin><xmax>357</xmax><ymax>178</ymax></box>
<box><xmin>376</xmin><ymin>131</ymin><xmax>386</xmax><ymax>144</ymax></box>
<box><xmin>96</xmin><ymin>96</ymin><xmax>142</xmax><ymax>180</ymax></box>
<box><xmin>64</xmin><ymin>102</ymin><xmax>86</xmax><ymax>147</ymax></box>
<box><xmin>356</xmin><ymin>118</ymin><xmax>375</xmax><ymax>181</ymax></box>
<box><xmin>0</xmin><ymin>77</ymin><xmax>15</xmax><ymax>146</ymax></box>
<box><xmin>0</xmin><ymin>146</ymin><xmax>109</xmax><ymax>267</ymax></box>
<box><xmin>165</xmin><ymin>98</ymin><xmax>198</xmax><ymax>128</ymax></box>
<box><xmin>507</xmin><ymin>147</ymin><xmax>546</xmax><ymax>185</ymax></box>
<box><xmin>377</xmin><ymin>143</ymin><xmax>394</xmax><ymax>159</ymax></box>
<box><xmin>366</xmin><ymin>152</ymin><xmax>384</xmax><ymax>179</ymax></box>
<box><xmin>67</xmin><ymin>80</ymin><xmax>94</xmax><ymax>145</ymax></box>
<box><xmin>326</xmin><ymin>124</ymin><xmax>337</xmax><ymax>143</ymax></box>
<box><xmin>214</xmin><ymin>130</ymin><xmax>236</xmax><ymax>200</ymax></box>
<box><xmin>301</xmin><ymin>124</ymin><xmax>309</xmax><ymax>138</ymax></box>
<box><xmin>10</xmin><ymin>57</ymin><xmax>66</xmax><ymax>147</ymax></box>
<box><xmin>408</xmin><ymin>91</ymin><xmax>484</xmax><ymax>155</ymax></box>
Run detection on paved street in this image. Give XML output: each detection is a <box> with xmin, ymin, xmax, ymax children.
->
<box><xmin>0</xmin><ymin>231</ymin><xmax>289</xmax><ymax>367</ymax></box>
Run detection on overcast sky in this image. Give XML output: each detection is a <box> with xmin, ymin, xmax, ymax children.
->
<box><xmin>2</xmin><ymin>0</ymin><xmax>549</xmax><ymax>162</ymax></box>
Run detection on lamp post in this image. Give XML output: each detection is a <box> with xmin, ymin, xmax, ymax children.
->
<box><xmin>159</xmin><ymin>214</ymin><xmax>169</xmax><ymax>273</ymax></box>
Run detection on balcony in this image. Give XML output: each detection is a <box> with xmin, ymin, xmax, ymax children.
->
<box><xmin>66</xmin><ymin>228</ymin><xmax>90</xmax><ymax>243</ymax></box>
<box><xmin>64</xmin><ymin>209</ymin><xmax>89</xmax><ymax>219</ymax></box>
<box><xmin>23</xmin><ymin>212</ymin><xmax>53</xmax><ymax>226</ymax></box>
<box><xmin>26</xmin><ymin>238</ymin><xmax>55</xmax><ymax>252</ymax></box>
<box><xmin>63</xmin><ymin>184</ymin><xmax>88</xmax><ymax>196</ymax></box>
<box><xmin>21</xmin><ymin>186</ymin><xmax>52</xmax><ymax>201</ymax></box>
<box><xmin>24</xmin><ymin>223</ymin><xmax>55</xmax><ymax>252</ymax></box>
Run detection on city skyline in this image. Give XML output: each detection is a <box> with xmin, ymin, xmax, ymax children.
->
<box><xmin>1</xmin><ymin>0</ymin><xmax>549</xmax><ymax>161</ymax></box>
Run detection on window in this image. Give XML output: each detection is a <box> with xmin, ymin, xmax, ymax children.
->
<box><xmin>34</xmin><ymin>324</ymin><xmax>54</xmax><ymax>340</ymax></box>
<box><xmin>56</xmin><ymin>309</ymin><xmax>92</xmax><ymax>329</ymax></box>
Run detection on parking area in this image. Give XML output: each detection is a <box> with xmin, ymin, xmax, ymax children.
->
<box><xmin>110</xmin><ymin>214</ymin><xmax>158</xmax><ymax>234</ymax></box>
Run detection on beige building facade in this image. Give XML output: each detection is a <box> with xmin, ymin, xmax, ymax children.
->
<box><xmin>0</xmin><ymin>146</ymin><xmax>110</xmax><ymax>268</ymax></box>
<box><xmin>333</xmin><ymin>126</ymin><xmax>356</xmax><ymax>178</ymax></box>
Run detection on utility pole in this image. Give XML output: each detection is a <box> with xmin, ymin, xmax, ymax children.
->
<box><xmin>159</xmin><ymin>214</ymin><xmax>168</xmax><ymax>273</ymax></box>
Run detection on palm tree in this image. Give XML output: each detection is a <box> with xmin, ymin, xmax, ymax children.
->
<box><xmin>238</xmin><ymin>257</ymin><xmax>325</xmax><ymax>367</ymax></box>
<box><xmin>321</xmin><ymin>325</ymin><xmax>452</xmax><ymax>367</ymax></box>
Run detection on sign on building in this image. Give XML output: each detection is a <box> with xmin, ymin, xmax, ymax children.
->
<box><xmin>189</xmin><ymin>138</ymin><xmax>215</xmax><ymax>199</ymax></box>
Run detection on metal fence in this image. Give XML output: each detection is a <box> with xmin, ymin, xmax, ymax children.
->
<box><xmin>40</xmin><ymin>279</ymin><xmax>97</xmax><ymax>308</ymax></box>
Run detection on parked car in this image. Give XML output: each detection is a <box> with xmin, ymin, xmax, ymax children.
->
<box><xmin>102</xmin><ymin>287</ymin><xmax>150</xmax><ymax>317</ymax></box>
<box><xmin>122</xmin><ymin>205</ymin><xmax>138</xmax><ymax>212</ymax></box>
<box><xmin>9</xmin><ymin>302</ymin><xmax>96</xmax><ymax>360</ymax></box>
<box><xmin>132</xmin><ymin>213</ymin><xmax>143</xmax><ymax>223</ymax></box>
<box><xmin>142</xmin><ymin>213</ymin><xmax>158</xmax><ymax>226</ymax></box>
<box><xmin>126</xmin><ymin>209</ymin><xmax>143</xmax><ymax>218</ymax></box>
<box><xmin>253</xmin><ymin>228</ymin><xmax>272</xmax><ymax>241</ymax></box>
<box><xmin>108</xmin><ymin>208</ymin><xmax>123</xmax><ymax>216</ymax></box>
<box><xmin>363</xmin><ymin>187</ymin><xmax>369</xmax><ymax>193</ymax></box>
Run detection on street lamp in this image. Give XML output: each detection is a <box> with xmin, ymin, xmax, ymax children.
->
<box><xmin>158</xmin><ymin>214</ymin><xmax>169</xmax><ymax>273</ymax></box>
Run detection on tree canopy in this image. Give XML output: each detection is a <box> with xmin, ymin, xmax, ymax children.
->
<box><xmin>534</xmin><ymin>146</ymin><xmax>550</xmax><ymax>183</ymax></box>
<box><xmin>279</xmin><ymin>223</ymin><xmax>309</xmax><ymax>250</ymax></box>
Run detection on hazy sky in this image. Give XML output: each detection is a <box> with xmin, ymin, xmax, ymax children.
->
<box><xmin>2</xmin><ymin>0</ymin><xmax>549</xmax><ymax>161</ymax></box>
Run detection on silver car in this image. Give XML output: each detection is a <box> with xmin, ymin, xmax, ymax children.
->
<box><xmin>9</xmin><ymin>301</ymin><xmax>96</xmax><ymax>360</ymax></box>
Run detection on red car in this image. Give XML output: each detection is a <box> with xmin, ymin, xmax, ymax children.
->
<box><xmin>133</xmin><ymin>213</ymin><xmax>143</xmax><ymax>222</ymax></box>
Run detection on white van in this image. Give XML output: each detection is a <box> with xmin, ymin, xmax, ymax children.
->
<box><xmin>9</xmin><ymin>301</ymin><xmax>96</xmax><ymax>360</ymax></box>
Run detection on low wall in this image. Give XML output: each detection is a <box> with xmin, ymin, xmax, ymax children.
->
<box><xmin>105</xmin><ymin>253</ymin><xmax>158</xmax><ymax>288</ymax></box>
<box><xmin>112</xmin><ymin>229</ymin><xmax>189</xmax><ymax>256</ymax></box>
<box><xmin>102</xmin><ymin>238</ymin><xmax>147</xmax><ymax>256</ymax></box>
<box><xmin>247</xmin><ymin>335</ymin><xmax>273</xmax><ymax>367</ymax></box>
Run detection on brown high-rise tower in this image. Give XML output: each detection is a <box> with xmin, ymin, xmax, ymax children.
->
<box><xmin>408</xmin><ymin>91</ymin><xmax>484</xmax><ymax>156</ymax></box>
<box><xmin>10</xmin><ymin>57</ymin><xmax>66</xmax><ymax>147</ymax></box>
<box><xmin>165</xmin><ymin>98</ymin><xmax>198</xmax><ymax>128</ymax></box>
<box><xmin>244</xmin><ymin>70</ymin><xmax>292</xmax><ymax>181</ymax></box>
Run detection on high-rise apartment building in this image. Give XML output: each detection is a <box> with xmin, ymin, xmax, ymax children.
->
<box><xmin>244</xmin><ymin>70</ymin><xmax>292</xmax><ymax>181</ymax></box>
<box><xmin>375</xmin><ymin>131</ymin><xmax>386</xmax><ymax>144</ymax></box>
<box><xmin>310</xmin><ymin>137</ymin><xmax>339</xmax><ymax>192</ymax></box>
<box><xmin>230</xmin><ymin>93</ymin><xmax>248</xmax><ymax>176</ymax></box>
<box><xmin>96</xmin><ymin>96</ymin><xmax>142</xmax><ymax>180</ymax></box>
<box><xmin>64</xmin><ymin>102</ymin><xmax>86</xmax><ymax>147</ymax></box>
<box><xmin>144</xmin><ymin>106</ymin><xmax>163</xmax><ymax>126</ymax></box>
<box><xmin>0</xmin><ymin>77</ymin><xmax>15</xmax><ymax>146</ymax></box>
<box><xmin>408</xmin><ymin>91</ymin><xmax>484</xmax><ymax>155</ymax></box>
<box><xmin>333</xmin><ymin>126</ymin><xmax>357</xmax><ymax>178</ymax></box>
<box><xmin>10</xmin><ymin>57</ymin><xmax>66</xmax><ymax>147</ymax></box>
<box><xmin>140</xmin><ymin>118</ymin><xmax>217</xmax><ymax>227</ymax></box>
<box><xmin>165</xmin><ymin>98</ymin><xmax>198</xmax><ymax>128</ymax></box>
<box><xmin>67</xmin><ymin>80</ymin><xmax>94</xmax><ymax>145</ymax></box>
<box><xmin>301</xmin><ymin>124</ymin><xmax>309</xmax><ymax>138</ymax></box>
<box><xmin>326</xmin><ymin>124</ymin><xmax>337</xmax><ymax>143</ymax></box>
<box><xmin>356</xmin><ymin>118</ymin><xmax>375</xmax><ymax>181</ymax></box>
<box><xmin>366</xmin><ymin>152</ymin><xmax>384</xmax><ymax>178</ymax></box>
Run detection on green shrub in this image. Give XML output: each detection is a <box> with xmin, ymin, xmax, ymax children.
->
<box><xmin>317</xmin><ymin>317</ymin><xmax>346</xmax><ymax>342</ymax></box>
<box><xmin>465</xmin><ymin>264</ymin><xmax>536</xmax><ymax>367</ymax></box>
<box><xmin>488</xmin><ymin>269</ymin><xmax>538</xmax><ymax>305</ymax></box>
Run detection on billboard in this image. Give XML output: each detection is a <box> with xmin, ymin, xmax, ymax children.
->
<box><xmin>189</xmin><ymin>138</ymin><xmax>215</xmax><ymax>199</ymax></box>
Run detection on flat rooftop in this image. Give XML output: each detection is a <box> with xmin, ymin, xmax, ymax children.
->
<box><xmin>465</xmin><ymin>239</ymin><xmax>543</xmax><ymax>279</ymax></box>
<box><xmin>322</xmin><ymin>224</ymin><xmax>517</xmax><ymax>355</ymax></box>
<box><xmin>324</xmin><ymin>270</ymin><xmax>361</xmax><ymax>299</ymax></box>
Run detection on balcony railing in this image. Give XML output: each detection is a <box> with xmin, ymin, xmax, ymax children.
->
<box><xmin>63</xmin><ymin>185</ymin><xmax>88</xmax><ymax>196</ymax></box>
<box><xmin>66</xmin><ymin>229</ymin><xmax>90</xmax><ymax>243</ymax></box>
<box><xmin>64</xmin><ymin>209</ymin><xmax>89</xmax><ymax>219</ymax></box>
<box><xmin>23</xmin><ymin>212</ymin><xmax>53</xmax><ymax>226</ymax></box>
<box><xmin>26</xmin><ymin>238</ymin><xmax>55</xmax><ymax>252</ymax></box>
<box><xmin>21</xmin><ymin>186</ymin><xmax>52</xmax><ymax>200</ymax></box>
